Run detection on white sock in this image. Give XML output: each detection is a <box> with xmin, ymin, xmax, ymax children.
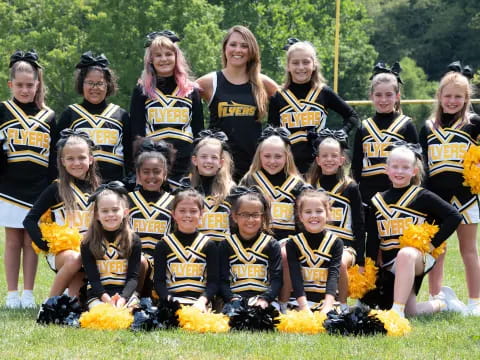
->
<box><xmin>7</xmin><ymin>291</ymin><xmax>19</xmax><ymax>298</ymax></box>
<box><xmin>391</xmin><ymin>302</ymin><xmax>405</xmax><ymax>318</ymax></box>
<box><xmin>22</xmin><ymin>290</ymin><xmax>33</xmax><ymax>296</ymax></box>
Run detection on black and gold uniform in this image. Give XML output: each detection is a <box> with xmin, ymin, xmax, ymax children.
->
<box><xmin>419</xmin><ymin>114</ymin><xmax>480</xmax><ymax>224</ymax></box>
<box><xmin>241</xmin><ymin>170</ymin><xmax>308</xmax><ymax>240</ymax></box>
<box><xmin>81</xmin><ymin>230</ymin><xmax>141</xmax><ymax>305</ymax></box>
<box><xmin>56</xmin><ymin>99</ymin><xmax>128</xmax><ymax>182</ymax></box>
<box><xmin>351</xmin><ymin>112</ymin><xmax>418</xmax><ymax>202</ymax></box>
<box><xmin>153</xmin><ymin>230</ymin><xmax>219</xmax><ymax>302</ymax></box>
<box><xmin>268</xmin><ymin>82</ymin><xmax>358</xmax><ymax>173</ymax></box>
<box><xmin>315</xmin><ymin>174</ymin><xmax>365</xmax><ymax>265</ymax></box>
<box><xmin>129</xmin><ymin>77</ymin><xmax>204</xmax><ymax>181</ymax></box>
<box><xmin>286</xmin><ymin>230</ymin><xmax>343</xmax><ymax>304</ymax></box>
<box><xmin>209</xmin><ymin>71</ymin><xmax>260</xmax><ymax>181</ymax></box>
<box><xmin>219</xmin><ymin>232</ymin><xmax>282</xmax><ymax>302</ymax></box>
<box><xmin>0</xmin><ymin>99</ymin><xmax>56</xmax><ymax>227</ymax></box>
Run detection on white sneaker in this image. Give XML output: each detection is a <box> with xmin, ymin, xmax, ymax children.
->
<box><xmin>5</xmin><ymin>293</ymin><xmax>21</xmax><ymax>309</ymax></box>
<box><xmin>20</xmin><ymin>292</ymin><xmax>36</xmax><ymax>309</ymax></box>
<box><xmin>466</xmin><ymin>302</ymin><xmax>480</xmax><ymax>316</ymax></box>
<box><xmin>435</xmin><ymin>286</ymin><xmax>467</xmax><ymax>314</ymax></box>
<box><xmin>279</xmin><ymin>302</ymin><xmax>288</xmax><ymax>314</ymax></box>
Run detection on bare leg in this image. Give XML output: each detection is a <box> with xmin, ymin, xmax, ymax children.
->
<box><xmin>4</xmin><ymin>228</ymin><xmax>22</xmax><ymax>291</ymax></box>
<box><xmin>279</xmin><ymin>244</ymin><xmax>292</xmax><ymax>302</ymax></box>
<box><xmin>457</xmin><ymin>223</ymin><xmax>480</xmax><ymax>298</ymax></box>
<box><xmin>22</xmin><ymin>232</ymin><xmax>38</xmax><ymax>291</ymax></box>
<box><xmin>428</xmin><ymin>249</ymin><xmax>446</xmax><ymax>296</ymax></box>
<box><xmin>393</xmin><ymin>247</ymin><xmax>424</xmax><ymax>306</ymax></box>
<box><xmin>49</xmin><ymin>250</ymin><xmax>82</xmax><ymax>296</ymax></box>
<box><xmin>338</xmin><ymin>251</ymin><xmax>355</xmax><ymax>304</ymax></box>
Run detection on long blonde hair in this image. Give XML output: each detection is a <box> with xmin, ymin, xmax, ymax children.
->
<box><xmin>283</xmin><ymin>42</ymin><xmax>326</xmax><ymax>89</ymax></box>
<box><xmin>9</xmin><ymin>61</ymin><xmax>46</xmax><ymax>108</ymax></box>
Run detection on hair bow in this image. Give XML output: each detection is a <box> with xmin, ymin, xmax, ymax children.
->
<box><xmin>58</xmin><ymin>129</ymin><xmax>96</xmax><ymax>149</ymax></box>
<box><xmin>193</xmin><ymin>129</ymin><xmax>230</xmax><ymax>149</ymax></box>
<box><xmin>258</xmin><ymin>126</ymin><xmax>291</xmax><ymax>145</ymax></box>
<box><xmin>9</xmin><ymin>50</ymin><xmax>41</xmax><ymax>69</ymax></box>
<box><xmin>144</xmin><ymin>30</ymin><xmax>180</xmax><ymax>47</ymax></box>
<box><xmin>88</xmin><ymin>181</ymin><xmax>128</xmax><ymax>204</ymax></box>
<box><xmin>447</xmin><ymin>60</ymin><xmax>474</xmax><ymax>80</ymax></box>
<box><xmin>309</xmin><ymin>128</ymin><xmax>349</xmax><ymax>152</ymax></box>
<box><xmin>136</xmin><ymin>138</ymin><xmax>172</xmax><ymax>158</ymax></box>
<box><xmin>75</xmin><ymin>51</ymin><xmax>110</xmax><ymax>69</ymax></box>
<box><xmin>283</xmin><ymin>38</ymin><xmax>301</xmax><ymax>51</ymax></box>
<box><xmin>392</xmin><ymin>141</ymin><xmax>423</xmax><ymax>160</ymax></box>
<box><xmin>226</xmin><ymin>186</ymin><xmax>261</xmax><ymax>203</ymax></box>
<box><xmin>370</xmin><ymin>61</ymin><xmax>403</xmax><ymax>84</ymax></box>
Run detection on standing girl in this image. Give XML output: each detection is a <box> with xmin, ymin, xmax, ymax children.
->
<box><xmin>366</xmin><ymin>145</ymin><xmax>462</xmax><ymax>317</ymax></box>
<box><xmin>219</xmin><ymin>187</ymin><xmax>282</xmax><ymax>308</ymax></box>
<box><xmin>0</xmin><ymin>50</ymin><xmax>55</xmax><ymax>308</ymax></box>
<box><xmin>56</xmin><ymin>51</ymin><xmax>129</xmax><ymax>182</ymax></box>
<box><xmin>196</xmin><ymin>25</ymin><xmax>278</xmax><ymax>181</ymax></box>
<box><xmin>23</xmin><ymin>130</ymin><xmax>100</xmax><ymax>298</ymax></box>
<box><xmin>153</xmin><ymin>189</ymin><xmax>218</xmax><ymax>312</ymax></box>
<box><xmin>419</xmin><ymin>71</ymin><xmax>480</xmax><ymax>315</ymax></box>
<box><xmin>82</xmin><ymin>182</ymin><xmax>141</xmax><ymax>308</ymax></box>
<box><xmin>269</xmin><ymin>40</ymin><xmax>358</xmax><ymax>173</ymax></box>
<box><xmin>129</xmin><ymin>30</ymin><xmax>204</xmax><ymax>184</ymax></box>
<box><xmin>286</xmin><ymin>189</ymin><xmax>343</xmax><ymax>313</ymax></box>
<box><xmin>180</xmin><ymin>130</ymin><xmax>235</xmax><ymax>241</ymax></box>
<box><xmin>306</xmin><ymin>130</ymin><xmax>365</xmax><ymax>309</ymax></box>
<box><xmin>351</xmin><ymin>62</ymin><xmax>419</xmax><ymax>203</ymax></box>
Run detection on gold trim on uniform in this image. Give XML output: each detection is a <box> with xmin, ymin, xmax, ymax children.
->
<box><xmin>88</xmin><ymin>239</ymin><xmax>128</xmax><ymax>290</ymax></box>
<box><xmin>199</xmin><ymin>196</ymin><xmax>230</xmax><ymax>241</ymax></box>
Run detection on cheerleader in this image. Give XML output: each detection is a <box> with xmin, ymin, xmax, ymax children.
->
<box><xmin>81</xmin><ymin>182</ymin><xmax>141</xmax><ymax>308</ymax></box>
<box><xmin>55</xmin><ymin>51</ymin><xmax>129</xmax><ymax>182</ymax></box>
<box><xmin>366</xmin><ymin>145</ymin><xmax>463</xmax><ymax>317</ymax></box>
<box><xmin>286</xmin><ymin>189</ymin><xmax>343</xmax><ymax>313</ymax></box>
<box><xmin>23</xmin><ymin>130</ymin><xmax>101</xmax><ymax>297</ymax></box>
<box><xmin>153</xmin><ymin>189</ymin><xmax>218</xmax><ymax>312</ymax></box>
<box><xmin>268</xmin><ymin>39</ymin><xmax>358</xmax><ymax>173</ymax></box>
<box><xmin>219</xmin><ymin>187</ymin><xmax>282</xmax><ymax>308</ymax></box>
<box><xmin>196</xmin><ymin>25</ymin><xmax>278</xmax><ymax>181</ymax></box>
<box><xmin>419</xmin><ymin>69</ymin><xmax>480</xmax><ymax>315</ymax></box>
<box><xmin>129</xmin><ymin>30</ymin><xmax>204</xmax><ymax>185</ymax></box>
<box><xmin>180</xmin><ymin>130</ymin><xmax>235</xmax><ymax>241</ymax></box>
<box><xmin>0</xmin><ymin>50</ymin><xmax>55</xmax><ymax>308</ymax></box>
<box><xmin>306</xmin><ymin>129</ymin><xmax>365</xmax><ymax>309</ymax></box>
<box><xmin>351</xmin><ymin>62</ymin><xmax>418</xmax><ymax>203</ymax></box>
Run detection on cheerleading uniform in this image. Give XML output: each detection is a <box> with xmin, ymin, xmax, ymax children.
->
<box><xmin>351</xmin><ymin>112</ymin><xmax>418</xmax><ymax>202</ymax></box>
<box><xmin>129</xmin><ymin>76</ymin><xmax>204</xmax><ymax>182</ymax></box>
<box><xmin>315</xmin><ymin>174</ymin><xmax>365</xmax><ymax>266</ymax></box>
<box><xmin>81</xmin><ymin>231</ymin><xmax>141</xmax><ymax>305</ymax></box>
<box><xmin>219</xmin><ymin>232</ymin><xmax>282</xmax><ymax>302</ymax></box>
<box><xmin>268</xmin><ymin>82</ymin><xmax>358</xmax><ymax>173</ymax></box>
<box><xmin>55</xmin><ymin>99</ymin><xmax>129</xmax><ymax>182</ymax></box>
<box><xmin>241</xmin><ymin>170</ymin><xmax>308</xmax><ymax>240</ymax></box>
<box><xmin>208</xmin><ymin>71</ymin><xmax>261</xmax><ymax>181</ymax></box>
<box><xmin>153</xmin><ymin>230</ymin><xmax>219</xmax><ymax>303</ymax></box>
<box><xmin>0</xmin><ymin>98</ymin><xmax>56</xmax><ymax>227</ymax></box>
<box><xmin>286</xmin><ymin>230</ymin><xmax>343</xmax><ymax>304</ymax></box>
<box><xmin>419</xmin><ymin>114</ymin><xmax>480</xmax><ymax>224</ymax></box>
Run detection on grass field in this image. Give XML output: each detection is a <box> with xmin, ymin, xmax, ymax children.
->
<box><xmin>0</xmin><ymin>229</ymin><xmax>479</xmax><ymax>360</ymax></box>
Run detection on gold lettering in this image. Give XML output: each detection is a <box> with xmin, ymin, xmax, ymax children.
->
<box><xmin>7</xmin><ymin>128</ymin><xmax>50</xmax><ymax>149</ymax></box>
<box><xmin>147</xmin><ymin>107</ymin><xmax>189</xmax><ymax>124</ymax></box>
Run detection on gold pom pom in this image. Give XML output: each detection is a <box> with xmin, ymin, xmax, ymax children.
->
<box><xmin>399</xmin><ymin>223</ymin><xmax>439</xmax><ymax>254</ymax></box>
<box><xmin>177</xmin><ymin>305</ymin><xmax>230</xmax><ymax>333</ymax></box>
<box><xmin>79</xmin><ymin>303</ymin><xmax>133</xmax><ymax>330</ymax></box>
<box><xmin>39</xmin><ymin>222</ymin><xmax>82</xmax><ymax>254</ymax></box>
<box><xmin>431</xmin><ymin>242</ymin><xmax>446</xmax><ymax>259</ymax></box>
<box><xmin>370</xmin><ymin>309</ymin><xmax>411</xmax><ymax>336</ymax></box>
<box><xmin>31</xmin><ymin>242</ymin><xmax>46</xmax><ymax>255</ymax></box>
<box><xmin>276</xmin><ymin>310</ymin><xmax>326</xmax><ymax>334</ymax></box>
<box><xmin>347</xmin><ymin>257</ymin><xmax>378</xmax><ymax>299</ymax></box>
<box><xmin>463</xmin><ymin>145</ymin><xmax>480</xmax><ymax>194</ymax></box>
<box><xmin>39</xmin><ymin>209</ymin><xmax>53</xmax><ymax>224</ymax></box>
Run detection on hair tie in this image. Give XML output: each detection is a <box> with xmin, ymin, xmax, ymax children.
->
<box><xmin>258</xmin><ymin>125</ymin><xmax>291</xmax><ymax>145</ymax></box>
<box><xmin>308</xmin><ymin>128</ymin><xmax>348</xmax><ymax>153</ymax></box>
<box><xmin>75</xmin><ymin>51</ymin><xmax>110</xmax><ymax>69</ymax></box>
<box><xmin>392</xmin><ymin>141</ymin><xmax>423</xmax><ymax>160</ymax></box>
<box><xmin>88</xmin><ymin>181</ymin><xmax>128</xmax><ymax>204</ymax></box>
<box><xmin>9</xmin><ymin>50</ymin><xmax>41</xmax><ymax>69</ymax></box>
<box><xmin>446</xmin><ymin>60</ymin><xmax>474</xmax><ymax>80</ymax></box>
<box><xmin>144</xmin><ymin>30</ymin><xmax>180</xmax><ymax>48</ymax></box>
<box><xmin>370</xmin><ymin>61</ymin><xmax>403</xmax><ymax>84</ymax></box>
<box><xmin>58</xmin><ymin>129</ymin><xmax>97</xmax><ymax>149</ymax></box>
<box><xmin>283</xmin><ymin>38</ymin><xmax>301</xmax><ymax>51</ymax></box>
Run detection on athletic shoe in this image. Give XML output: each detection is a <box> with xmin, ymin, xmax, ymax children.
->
<box><xmin>20</xmin><ymin>292</ymin><xmax>36</xmax><ymax>309</ymax></box>
<box><xmin>279</xmin><ymin>302</ymin><xmax>288</xmax><ymax>314</ymax></box>
<box><xmin>466</xmin><ymin>302</ymin><xmax>480</xmax><ymax>316</ymax></box>
<box><xmin>436</xmin><ymin>286</ymin><xmax>467</xmax><ymax>314</ymax></box>
<box><xmin>5</xmin><ymin>293</ymin><xmax>21</xmax><ymax>309</ymax></box>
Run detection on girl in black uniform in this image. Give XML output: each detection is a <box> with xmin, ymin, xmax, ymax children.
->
<box><xmin>153</xmin><ymin>189</ymin><xmax>218</xmax><ymax>312</ymax></box>
<box><xmin>82</xmin><ymin>182</ymin><xmax>141</xmax><ymax>308</ymax></box>
<box><xmin>0</xmin><ymin>50</ymin><xmax>55</xmax><ymax>308</ymax></box>
<box><xmin>129</xmin><ymin>30</ymin><xmax>204</xmax><ymax>185</ymax></box>
<box><xmin>366</xmin><ymin>145</ymin><xmax>462</xmax><ymax>317</ymax></box>
<box><xmin>24</xmin><ymin>130</ymin><xmax>101</xmax><ymax>298</ymax></box>
<box><xmin>306</xmin><ymin>130</ymin><xmax>364</xmax><ymax>310</ymax></box>
<box><xmin>55</xmin><ymin>51</ymin><xmax>129</xmax><ymax>182</ymax></box>
<box><xmin>269</xmin><ymin>40</ymin><xmax>358</xmax><ymax>173</ymax></box>
<box><xmin>196</xmin><ymin>25</ymin><xmax>278</xmax><ymax>181</ymax></box>
<box><xmin>286</xmin><ymin>189</ymin><xmax>343</xmax><ymax>313</ymax></box>
<box><xmin>419</xmin><ymin>71</ymin><xmax>480</xmax><ymax>315</ymax></box>
<box><xmin>219</xmin><ymin>187</ymin><xmax>282</xmax><ymax>308</ymax></box>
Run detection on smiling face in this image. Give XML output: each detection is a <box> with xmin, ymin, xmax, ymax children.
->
<box><xmin>172</xmin><ymin>198</ymin><xmax>203</xmax><ymax>234</ymax></box>
<box><xmin>60</xmin><ymin>139</ymin><xmax>93</xmax><ymax>180</ymax></box>
<box><xmin>224</xmin><ymin>31</ymin><xmax>250</xmax><ymax>68</ymax></box>
<box><xmin>151</xmin><ymin>45</ymin><xmax>176</xmax><ymax>77</ymax></box>
<box><xmin>95</xmin><ymin>193</ymin><xmax>128</xmax><ymax>231</ymax></box>
<box><xmin>440</xmin><ymin>83</ymin><xmax>467</xmax><ymax>115</ymax></box>
<box><xmin>287</xmin><ymin>48</ymin><xmax>315</xmax><ymax>84</ymax></box>
<box><xmin>260</xmin><ymin>138</ymin><xmax>287</xmax><ymax>176</ymax></box>
<box><xmin>136</xmin><ymin>157</ymin><xmax>166</xmax><ymax>192</ymax></box>
<box><xmin>315</xmin><ymin>139</ymin><xmax>344</xmax><ymax>176</ymax></box>
<box><xmin>192</xmin><ymin>142</ymin><xmax>223</xmax><ymax>177</ymax></box>
<box><xmin>371</xmin><ymin>81</ymin><xmax>400</xmax><ymax>114</ymax></box>
<box><xmin>82</xmin><ymin>69</ymin><xmax>107</xmax><ymax>104</ymax></box>
<box><xmin>386</xmin><ymin>150</ymin><xmax>417</xmax><ymax>188</ymax></box>
<box><xmin>298</xmin><ymin>197</ymin><xmax>329</xmax><ymax>233</ymax></box>
<box><xmin>8</xmin><ymin>71</ymin><xmax>38</xmax><ymax>104</ymax></box>
<box><xmin>232</xmin><ymin>198</ymin><xmax>264</xmax><ymax>240</ymax></box>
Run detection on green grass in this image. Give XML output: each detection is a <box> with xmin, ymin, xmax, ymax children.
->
<box><xmin>0</xmin><ymin>229</ymin><xmax>479</xmax><ymax>360</ymax></box>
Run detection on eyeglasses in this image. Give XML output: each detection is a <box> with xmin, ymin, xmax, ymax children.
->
<box><xmin>84</xmin><ymin>80</ymin><xmax>106</xmax><ymax>89</ymax></box>
<box><xmin>236</xmin><ymin>212</ymin><xmax>263</xmax><ymax>220</ymax></box>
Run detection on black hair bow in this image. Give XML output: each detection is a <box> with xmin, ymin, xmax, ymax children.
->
<box><xmin>144</xmin><ymin>30</ymin><xmax>180</xmax><ymax>47</ymax></box>
<box><xmin>283</xmin><ymin>38</ymin><xmax>300</xmax><ymax>51</ymax></box>
<box><xmin>447</xmin><ymin>60</ymin><xmax>474</xmax><ymax>80</ymax></box>
<box><xmin>88</xmin><ymin>181</ymin><xmax>128</xmax><ymax>204</ymax></box>
<box><xmin>392</xmin><ymin>141</ymin><xmax>423</xmax><ymax>160</ymax></box>
<box><xmin>195</xmin><ymin>129</ymin><xmax>228</xmax><ymax>144</ymax></box>
<box><xmin>258</xmin><ymin>125</ymin><xmax>291</xmax><ymax>145</ymax></box>
<box><xmin>9</xmin><ymin>50</ymin><xmax>41</xmax><ymax>69</ymax></box>
<box><xmin>58</xmin><ymin>128</ymin><xmax>97</xmax><ymax>148</ymax></box>
<box><xmin>226</xmin><ymin>186</ymin><xmax>261</xmax><ymax>203</ymax></box>
<box><xmin>135</xmin><ymin>138</ymin><xmax>173</xmax><ymax>166</ymax></box>
<box><xmin>370</xmin><ymin>61</ymin><xmax>403</xmax><ymax>84</ymax></box>
<box><xmin>75</xmin><ymin>51</ymin><xmax>110</xmax><ymax>69</ymax></box>
<box><xmin>308</xmin><ymin>128</ymin><xmax>348</xmax><ymax>152</ymax></box>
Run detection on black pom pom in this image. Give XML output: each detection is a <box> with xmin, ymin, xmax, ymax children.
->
<box><xmin>36</xmin><ymin>295</ymin><xmax>82</xmax><ymax>327</ymax></box>
<box><xmin>360</xmin><ymin>268</ymin><xmax>395</xmax><ymax>310</ymax></box>
<box><xmin>131</xmin><ymin>297</ymin><xmax>181</xmax><ymax>331</ymax></box>
<box><xmin>223</xmin><ymin>298</ymin><xmax>279</xmax><ymax>332</ymax></box>
<box><xmin>324</xmin><ymin>305</ymin><xmax>387</xmax><ymax>336</ymax></box>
